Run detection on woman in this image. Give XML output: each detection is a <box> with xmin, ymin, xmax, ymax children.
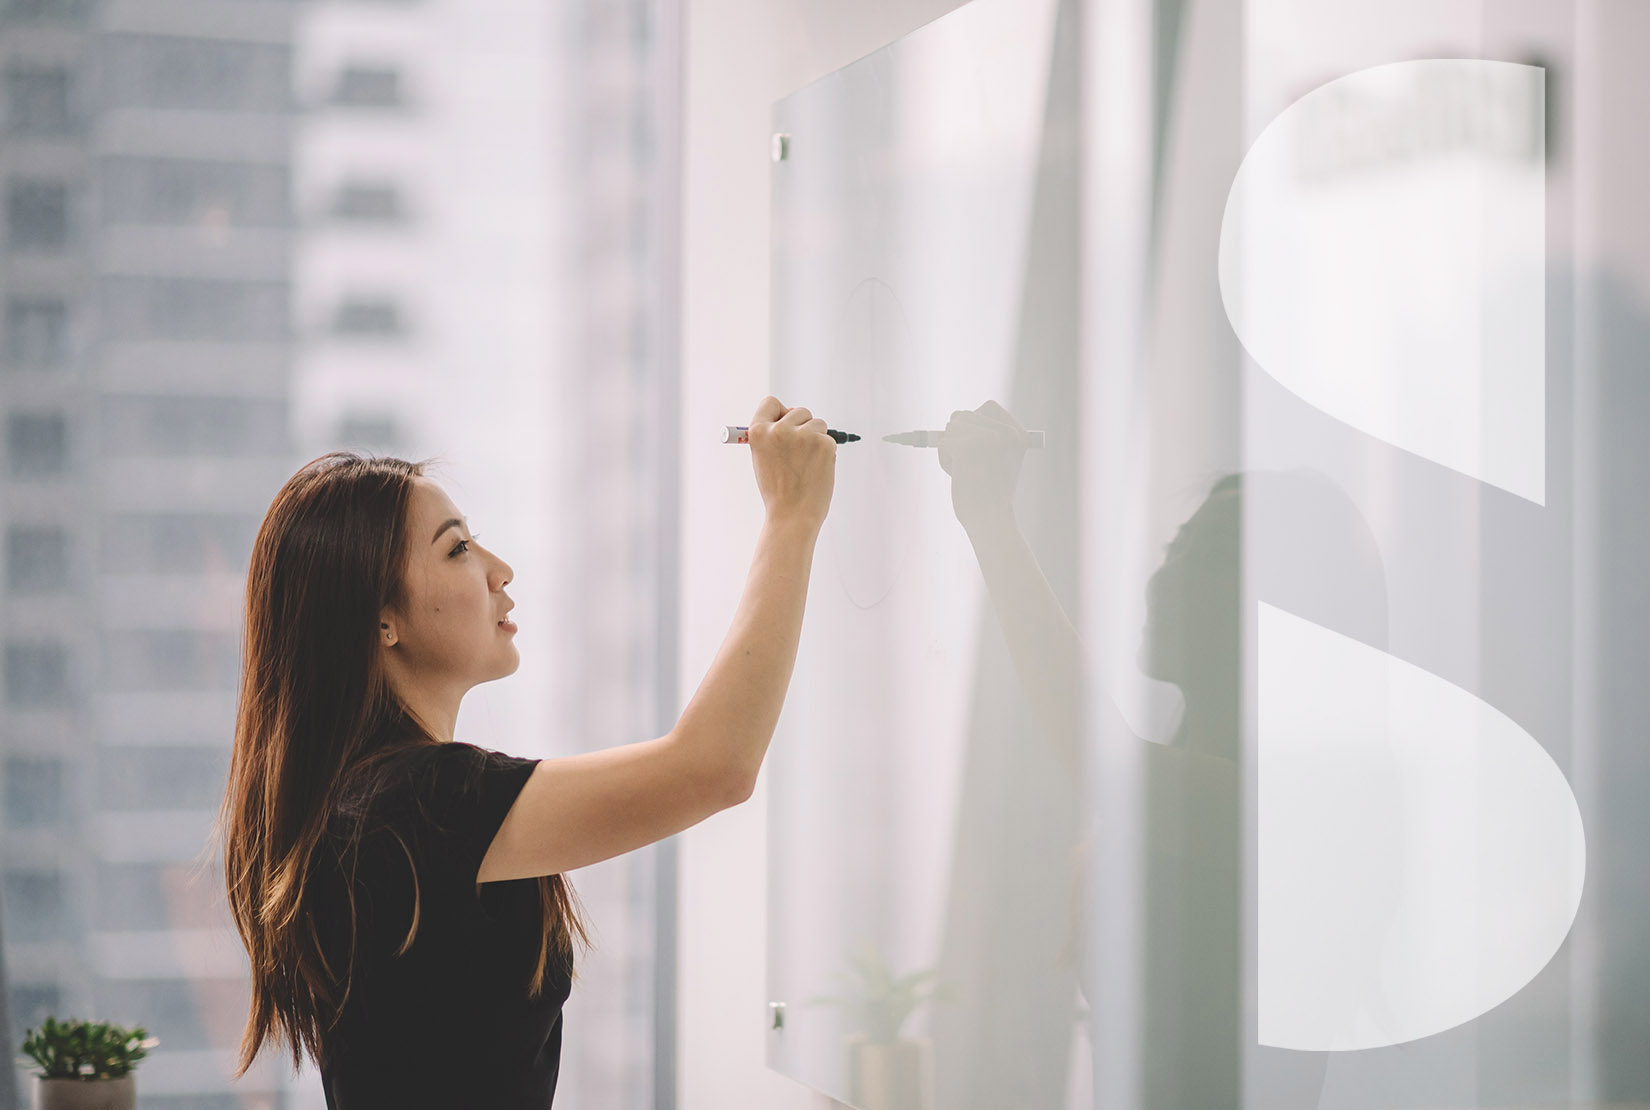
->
<box><xmin>209</xmin><ymin>396</ymin><xmax>837</xmax><ymax>1107</ymax></box>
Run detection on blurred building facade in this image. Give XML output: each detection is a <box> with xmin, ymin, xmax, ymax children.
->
<box><xmin>0</xmin><ymin>0</ymin><xmax>298</xmax><ymax>1107</ymax></box>
<box><xmin>0</xmin><ymin>0</ymin><xmax>675</xmax><ymax>1108</ymax></box>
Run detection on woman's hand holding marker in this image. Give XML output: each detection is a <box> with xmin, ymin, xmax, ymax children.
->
<box><xmin>747</xmin><ymin>395</ymin><xmax>838</xmax><ymax>534</ymax></box>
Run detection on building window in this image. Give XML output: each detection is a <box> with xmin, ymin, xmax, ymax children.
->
<box><xmin>1</xmin><ymin>0</ymin><xmax>88</xmax><ymax>22</ymax></box>
<box><xmin>330</xmin><ymin>64</ymin><xmax>403</xmax><ymax>108</ymax></box>
<box><xmin>96</xmin><ymin>980</ymin><xmax>210</xmax><ymax>1051</ymax></box>
<box><xmin>7</xmin><ymin>411</ymin><xmax>67</xmax><ymax>476</ymax></box>
<box><xmin>98</xmin><ymin>748</ymin><xmax>229</xmax><ymax>811</ymax></box>
<box><xmin>96</xmin><ymin>862</ymin><xmax>217</xmax><ymax>931</ymax></box>
<box><xmin>101</xmin><ymin>157</ymin><xmax>289</xmax><ymax>228</ymax></box>
<box><xmin>1</xmin><ymin>870</ymin><xmax>68</xmax><ymax>943</ymax></box>
<box><xmin>100</xmin><ymin>34</ymin><xmax>290</xmax><ymax>113</ymax></box>
<box><xmin>330</xmin><ymin>181</ymin><xmax>404</xmax><ymax>223</ymax></box>
<box><xmin>101</xmin><ymin>277</ymin><xmax>288</xmax><ymax>342</ymax></box>
<box><xmin>4</xmin><ymin>65</ymin><xmax>71</xmax><ymax>134</ymax></box>
<box><xmin>6</xmin><ymin>525</ymin><xmax>68</xmax><ymax>594</ymax></box>
<box><xmin>101</xmin><ymin>629</ymin><xmax>239</xmax><ymax>692</ymax></box>
<box><xmin>331</xmin><ymin>296</ymin><xmax>406</xmax><ymax>337</ymax></box>
<box><xmin>100</xmin><ymin>512</ymin><xmax>256</xmax><ymax>575</ymax></box>
<box><xmin>3</xmin><ymin>755</ymin><xmax>63</xmax><ymax>828</ymax></box>
<box><xmin>98</xmin><ymin>394</ymin><xmax>288</xmax><ymax>458</ymax></box>
<box><xmin>3</xmin><ymin>639</ymin><xmax>71</xmax><ymax>707</ymax></box>
<box><xmin>4</xmin><ymin>298</ymin><xmax>69</xmax><ymax>367</ymax></box>
<box><xmin>335</xmin><ymin>411</ymin><xmax>400</xmax><ymax>450</ymax></box>
<box><xmin>6</xmin><ymin>179</ymin><xmax>69</xmax><ymax>250</ymax></box>
<box><xmin>7</xmin><ymin>985</ymin><xmax>62</xmax><ymax>1038</ymax></box>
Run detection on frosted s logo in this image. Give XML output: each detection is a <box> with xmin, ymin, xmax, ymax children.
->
<box><xmin>1218</xmin><ymin>61</ymin><xmax>1585</xmax><ymax>1050</ymax></box>
<box><xmin>1257</xmin><ymin>604</ymin><xmax>1584</xmax><ymax>1051</ymax></box>
<box><xmin>1220</xmin><ymin>60</ymin><xmax>1545</xmax><ymax>506</ymax></box>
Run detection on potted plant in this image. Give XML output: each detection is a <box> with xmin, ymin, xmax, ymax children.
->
<box><xmin>805</xmin><ymin>939</ymin><xmax>954</xmax><ymax>1110</ymax></box>
<box><xmin>17</xmin><ymin>1016</ymin><xmax>158</xmax><ymax>1110</ymax></box>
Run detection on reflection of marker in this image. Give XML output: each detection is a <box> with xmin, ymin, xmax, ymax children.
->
<box><xmin>882</xmin><ymin>428</ymin><xmax>1046</xmax><ymax>448</ymax></box>
<box><xmin>723</xmin><ymin>425</ymin><xmax>861</xmax><ymax>445</ymax></box>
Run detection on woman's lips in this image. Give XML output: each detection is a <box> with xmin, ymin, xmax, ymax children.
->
<box><xmin>498</xmin><ymin>619</ymin><xmax>517</xmax><ymax>633</ymax></box>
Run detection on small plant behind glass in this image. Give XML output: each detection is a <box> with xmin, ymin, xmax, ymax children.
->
<box><xmin>18</xmin><ymin>1016</ymin><xmax>158</xmax><ymax>1080</ymax></box>
<box><xmin>804</xmin><ymin>938</ymin><xmax>956</xmax><ymax>1043</ymax></box>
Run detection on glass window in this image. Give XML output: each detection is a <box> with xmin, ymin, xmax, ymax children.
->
<box><xmin>8</xmin><ymin>985</ymin><xmax>61</xmax><ymax>1035</ymax></box>
<box><xmin>95</xmin><ymin>863</ymin><xmax>219</xmax><ymax>931</ymax></box>
<box><xmin>330</xmin><ymin>64</ymin><xmax>403</xmax><ymax>108</ymax></box>
<box><xmin>0</xmin><ymin>870</ymin><xmax>65</xmax><ymax>943</ymax></box>
<box><xmin>100</xmin><ymin>277</ymin><xmax>288</xmax><ymax>342</ymax></box>
<box><xmin>334</xmin><ymin>411</ymin><xmax>400</xmax><ymax>450</ymax></box>
<box><xmin>331</xmin><ymin>296</ymin><xmax>405</xmax><ymax>336</ymax></box>
<box><xmin>98</xmin><ymin>395</ymin><xmax>289</xmax><ymax>458</ymax></box>
<box><xmin>99</xmin><ymin>512</ymin><xmax>257</xmax><ymax>575</ymax></box>
<box><xmin>4</xmin><ymin>64</ymin><xmax>71</xmax><ymax>134</ymax></box>
<box><xmin>3</xmin><ymin>640</ymin><xmax>71</xmax><ymax>707</ymax></box>
<box><xmin>6</xmin><ymin>179</ymin><xmax>69</xmax><ymax>250</ymax></box>
<box><xmin>6</xmin><ymin>411</ymin><xmax>68</xmax><ymax>476</ymax></box>
<box><xmin>0</xmin><ymin>4</ymin><xmax>676</xmax><ymax>1106</ymax></box>
<box><xmin>5</xmin><ymin>524</ymin><xmax>69</xmax><ymax>594</ymax></box>
<box><xmin>330</xmin><ymin>181</ymin><xmax>404</xmax><ymax>222</ymax></box>
<box><xmin>101</xmin><ymin>157</ymin><xmax>289</xmax><ymax>228</ymax></box>
<box><xmin>4</xmin><ymin>298</ymin><xmax>69</xmax><ymax>367</ymax></box>
<box><xmin>3</xmin><ymin>755</ymin><xmax>64</xmax><ymax>828</ymax></box>
<box><xmin>95</xmin><ymin>980</ymin><xmax>213</xmax><ymax>1052</ymax></box>
<box><xmin>98</xmin><ymin>748</ymin><xmax>229</xmax><ymax>811</ymax></box>
<box><xmin>99</xmin><ymin>34</ymin><xmax>290</xmax><ymax>113</ymax></box>
<box><xmin>1</xmin><ymin>0</ymin><xmax>88</xmax><ymax>22</ymax></box>
<box><xmin>101</xmin><ymin>630</ymin><xmax>239</xmax><ymax>693</ymax></box>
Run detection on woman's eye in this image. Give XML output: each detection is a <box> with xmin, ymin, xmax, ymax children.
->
<box><xmin>449</xmin><ymin>532</ymin><xmax>480</xmax><ymax>558</ymax></box>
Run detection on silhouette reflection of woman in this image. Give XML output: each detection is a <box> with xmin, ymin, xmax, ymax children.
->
<box><xmin>941</xmin><ymin>402</ymin><xmax>1387</xmax><ymax>1108</ymax></box>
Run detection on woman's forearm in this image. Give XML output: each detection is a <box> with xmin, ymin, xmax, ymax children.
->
<box><xmin>964</xmin><ymin>507</ymin><xmax>1085</xmax><ymax>775</ymax></box>
<box><xmin>670</xmin><ymin>514</ymin><xmax>822</xmax><ymax>798</ymax></box>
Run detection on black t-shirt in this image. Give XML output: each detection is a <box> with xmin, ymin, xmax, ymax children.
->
<box><xmin>311</xmin><ymin>741</ymin><xmax>568</xmax><ymax>1110</ymax></box>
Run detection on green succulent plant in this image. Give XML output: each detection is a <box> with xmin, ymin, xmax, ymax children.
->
<box><xmin>804</xmin><ymin>938</ymin><xmax>955</xmax><ymax>1043</ymax></box>
<box><xmin>18</xmin><ymin>1016</ymin><xmax>158</xmax><ymax>1080</ymax></box>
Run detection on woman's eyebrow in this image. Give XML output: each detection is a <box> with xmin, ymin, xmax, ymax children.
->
<box><xmin>431</xmin><ymin>517</ymin><xmax>467</xmax><ymax>545</ymax></box>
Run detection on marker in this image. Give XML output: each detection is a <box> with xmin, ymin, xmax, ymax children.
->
<box><xmin>723</xmin><ymin>425</ymin><xmax>860</xmax><ymax>445</ymax></box>
<box><xmin>722</xmin><ymin>425</ymin><xmax>1046</xmax><ymax>448</ymax></box>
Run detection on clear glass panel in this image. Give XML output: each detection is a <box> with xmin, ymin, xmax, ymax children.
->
<box><xmin>1229</xmin><ymin>3</ymin><xmax>1592</xmax><ymax>1106</ymax></box>
<box><xmin>768</xmin><ymin>0</ymin><xmax>1081</xmax><ymax>1105</ymax></box>
<box><xmin>1078</xmin><ymin>0</ymin><xmax>1624</xmax><ymax>1107</ymax></box>
<box><xmin>773</xmin><ymin>0</ymin><xmax>1641</xmax><ymax>1108</ymax></box>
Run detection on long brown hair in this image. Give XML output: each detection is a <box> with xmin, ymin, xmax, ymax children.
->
<box><xmin>198</xmin><ymin>451</ymin><xmax>591</xmax><ymax>1079</ymax></box>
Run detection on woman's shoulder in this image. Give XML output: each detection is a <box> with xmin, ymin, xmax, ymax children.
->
<box><xmin>330</xmin><ymin>741</ymin><xmax>535</xmax><ymax>838</ymax></box>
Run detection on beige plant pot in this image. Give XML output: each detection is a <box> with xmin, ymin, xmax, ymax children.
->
<box><xmin>844</xmin><ymin>1033</ymin><xmax>931</xmax><ymax>1110</ymax></box>
<box><xmin>33</xmin><ymin>1075</ymin><xmax>136</xmax><ymax>1110</ymax></box>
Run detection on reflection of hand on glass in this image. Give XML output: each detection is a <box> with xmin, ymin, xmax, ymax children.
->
<box><xmin>940</xmin><ymin>450</ymin><xmax>1345</xmax><ymax>1108</ymax></box>
<box><xmin>936</xmin><ymin>400</ymin><xmax>1030</xmax><ymax>533</ymax></box>
<box><xmin>935</xmin><ymin>401</ymin><xmax>1083</xmax><ymax>777</ymax></box>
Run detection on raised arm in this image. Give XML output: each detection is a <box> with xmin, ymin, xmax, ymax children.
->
<box><xmin>478</xmin><ymin>397</ymin><xmax>835</xmax><ymax>882</ymax></box>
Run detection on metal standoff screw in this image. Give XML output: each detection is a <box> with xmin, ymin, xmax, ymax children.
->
<box><xmin>772</xmin><ymin>133</ymin><xmax>791</xmax><ymax>162</ymax></box>
<box><xmin>769</xmin><ymin>1001</ymin><xmax>786</xmax><ymax>1031</ymax></box>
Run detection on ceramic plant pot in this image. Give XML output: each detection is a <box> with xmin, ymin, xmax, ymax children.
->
<box><xmin>33</xmin><ymin>1075</ymin><xmax>136</xmax><ymax>1110</ymax></box>
<box><xmin>844</xmin><ymin>1033</ymin><xmax>931</xmax><ymax>1110</ymax></box>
